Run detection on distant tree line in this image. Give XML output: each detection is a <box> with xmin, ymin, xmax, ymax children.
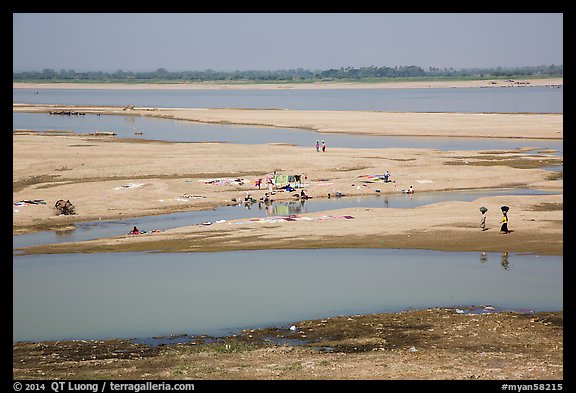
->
<box><xmin>13</xmin><ymin>64</ymin><xmax>562</xmax><ymax>82</ymax></box>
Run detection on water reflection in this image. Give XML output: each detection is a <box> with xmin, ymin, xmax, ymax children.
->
<box><xmin>239</xmin><ymin>199</ymin><xmax>316</xmax><ymax>216</ymax></box>
<box><xmin>501</xmin><ymin>252</ymin><xmax>510</xmax><ymax>270</ymax></box>
<box><xmin>480</xmin><ymin>251</ymin><xmax>488</xmax><ymax>264</ymax></box>
<box><xmin>479</xmin><ymin>251</ymin><xmax>511</xmax><ymax>270</ymax></box>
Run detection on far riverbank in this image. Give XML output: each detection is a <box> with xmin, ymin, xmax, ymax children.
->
<box><xmin>13</xmin><ymin>77</ymin><xmax>563</xmax><ymax>91</ymax></box>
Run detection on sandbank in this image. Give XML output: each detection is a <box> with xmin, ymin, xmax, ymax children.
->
<box><xmin>13</xmin><ymin>104</ymin><xmax>563</xmax><ymax>140</ymax></box>
<box><xmin>13</xmin><ymin>77</ymin><xmax>563</xmax><ymax>90</ymax></box>
<box><xmin>13</xmin><ymin>130</ymin><xmax>562</xmax><ymax>255</ymax></box>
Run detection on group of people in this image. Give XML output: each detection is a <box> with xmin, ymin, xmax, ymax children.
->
<box><xmin>254</xmin><ymin>177</ymin><xmax>275</xmax><ymax>193</ymax></box>
<box><xmin>480</xmin><ymin>207</ymin><xmax>512</xmax><ymax>234</ymax></box>
<box><xmin>315</xmin><ymin>140</ymin><xmax>326</xmax><ymax>152</ymax></box>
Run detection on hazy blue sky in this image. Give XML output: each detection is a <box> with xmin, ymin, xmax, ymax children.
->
<box><xmin>13</xmin><ymin>13</ymin><xmax>563</xmax><ymax>72</ymax></box>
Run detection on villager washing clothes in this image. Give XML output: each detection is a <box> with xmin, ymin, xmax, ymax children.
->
<box><xmin>401</xmin><ymin>185</ymin><xmax>414</xmax><ymax>194</ymax></box>
<box><xmin>383</xmin><ymin>171</ymin><xmax>394</xmax><ymax>183</ymax></box>
<box><xmin>128</xmin><ymin>226</ymin><xmax>161</xmax><ymax>235</ymax></box>
<box><xmin>244</xmin><ymin>193</ymin><xmax>257</xmax><ymax>204</ymax></box>
<box><xmin>260</xmin><ymin>193</ymin><xmax>273</xmax><ymax>204</ymax></box>
<box><xmin>298</xmin><ymin>189</ymin><xmax>312</xmax><ymax>199</ymax></box>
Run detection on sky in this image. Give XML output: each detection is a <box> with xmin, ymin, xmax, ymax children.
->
<box><xmin>13</xmin><ymin>13</ymin><xmax>563</xmax><ymax>72</ymax></box>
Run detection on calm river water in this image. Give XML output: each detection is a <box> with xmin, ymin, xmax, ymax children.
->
<box><xmin>12</xmin><ymin>112</ymin><xmax>564</xmax><ymax>153</ymax></box>
<box><xmin>13</xmin><ymin>249</ymin><xmax>562</xmax><ymax>343</ymax></box>
<box><xmin>13</xmin><ymin>86</ymin><xmax>563</xmax><ymax>113</ymax></box>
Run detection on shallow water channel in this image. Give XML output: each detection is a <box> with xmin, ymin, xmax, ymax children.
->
<box><xmin>13</xmin><ymin>189</ymin><xmax>562</xmax><ymax>343</ymax></box>
<box><xmin>13</xmin><ymin>188</ymin><xmax>556</xmax><ymax>250</ymax></box>
<box><xmin>13</xmin><ymin>112</ymin><xmax>564</xmax><ymax>153</ymax></box>
<box><xmin>13</xmin><ymin>249</ymin><xmax>562</xmax><ymax>343</ymax></box>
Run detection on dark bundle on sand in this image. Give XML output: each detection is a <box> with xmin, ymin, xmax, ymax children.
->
<box><xmin>55</xmin><ymin>199</ymin><xmax>76</xmax><ymax>215</ymax></box>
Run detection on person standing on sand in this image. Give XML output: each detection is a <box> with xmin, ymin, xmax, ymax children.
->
<box><xmin>267</xmin><ymin>178</ymin><xmax>274</xmax><ymax>193</ymax></box>
<box><xmin>500</xmin><ymin>211</ymin><xmax>510</xmax><ymax>234</ymax></box>
<box><xmin>480</xmin><ymin>207</ymin><xmax>488</xmax><ymax>230</ymax></box>
<box><xmin>316</xmin><ymin>140</ymin><xmax>320</xmax><ymax>152</ymax></box>
<box><xmin>322</xmin><ymin>140</ymin><xmax>326</xmax><ymax>152</ymax></box>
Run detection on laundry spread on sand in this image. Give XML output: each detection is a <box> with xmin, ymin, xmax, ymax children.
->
<box><xmin>309</xmin><ymin>180</ymin><xmax>333</xmax><ymax>186</ymax></box>
<box><xmin>197</xmin><ymin>219</ymin><xmax>227</xmax><ymax>226</ymax></box>
<box><xmin>13</xmin><ymin>199</ymin><xmax>47</xmax><ymax>206</ymax></box>
<box><xmin>128</xmin><ymin>229</ymin><xmax>162</xmax><ymax>235</ymax></box>
<box><xmin>114</xmin><ymin>183</ymin><xmax>146</xmax><ymax>190</ymax></box>
<box><xmin>176</xmin><ymin>194</ymin><xmax>207</xmax><ymax>201</ymax></box>
<box><xmin>358</xmin><ymin>174</ymin><xmax>392</xmax><ymax>183</ymax></box>
<box><xmin>202</xmin><ymin>178</ymin><xmax>247</xmax><ymax>186</ymax></box>
<box><xmin>231</xmin><ymin>214</ymin><xmax>355</xmax><ymax>225</ymax></box>
<box><xmin>416</xmin><ymin>179</ymin><xmax>433</xmax><ymax>183</ymax></box>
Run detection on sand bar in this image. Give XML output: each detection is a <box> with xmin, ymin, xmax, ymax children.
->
<box><xmin>13</xmin><ymin>128</ymin><xmax>562</xmax><ymax>255</ymax></box>
<box><xmin>13</xmin><ymin>77</ymin><xmax>563</xmax><ymax>90</ymax></box>
<box><xmin>13</xmin><ymin>104</ymin><xmax>563</xmax><ymax>140</ymax></box>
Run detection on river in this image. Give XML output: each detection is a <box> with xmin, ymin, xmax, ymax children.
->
<box><xmin>12</xmin><ymin>85</ymin><xmax>563</xmax><ymax>343</ymax></box>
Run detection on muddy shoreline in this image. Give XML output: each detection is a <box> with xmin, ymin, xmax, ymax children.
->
<box><xmin>13</xmin><ymin>308</ymin><xmax>563</xmax><ymax>380</ymax></box>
